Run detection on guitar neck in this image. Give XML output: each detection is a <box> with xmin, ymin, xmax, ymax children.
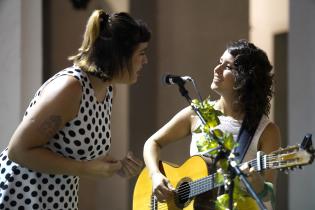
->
<box><xmin>188</xmin><ymin>144</ymin><xmax>315</xmax><ymax>198</ymax></box>
<box><xmin>188</xmin><ymin>173</ymin><xmax>220</xmax><ymax>197</ymax></box>
<box><xmin>187</xmin><ymin>154</ymin><xmax>270</xmax><ymax>198</ymax></box>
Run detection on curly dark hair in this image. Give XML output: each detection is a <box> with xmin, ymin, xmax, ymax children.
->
<box><xmin>227</xmin><ymin>39</ymin><xmax>273</xmax><ymax>133</ymax></box>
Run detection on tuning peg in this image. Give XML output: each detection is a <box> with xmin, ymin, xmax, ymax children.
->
<box><xmin>298</xmin><ymin>165</ymin><xmax>303</xmax><ymax>170</ymax></box>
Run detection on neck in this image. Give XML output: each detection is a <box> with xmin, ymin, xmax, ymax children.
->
<box><xmin>87</xmin><ymin>74</ymin><xmax>111</xmax><ymax>98</ymax></box>
<box><xmin>218</xmin><ymin>97</ymin><xmax>244</xmax><ymax>120</ymax></box>
<box><xmin>89</xmin><ymin>73</ymin><xmax>109</xmax><ymax>86</ymax></box>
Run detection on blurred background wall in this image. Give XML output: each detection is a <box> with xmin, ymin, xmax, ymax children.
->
<box><xmin>0</xmin><ymin>0</ymin><xmax>314</xmax><ymax>209</ymax></box>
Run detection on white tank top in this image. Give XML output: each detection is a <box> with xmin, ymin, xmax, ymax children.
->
<box><xmin>190</xmin><ymin>109</ymin><xmax>273</xmax><ymax>209</ymax></box>
<box><xmin>190</xmin><ymin>113</ymin><xmax>271</xmax><ymax>161</ymax></box>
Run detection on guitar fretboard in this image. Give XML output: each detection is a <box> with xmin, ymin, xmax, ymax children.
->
<box><xmin>184</xmin><ymin>154</ymin><xmax>269</xmax><ymax>199</ymax></box>
<box><xmin>188</xmin><ymin>173</ymin><xmax>219</xmax><ymax>197</ymax></box>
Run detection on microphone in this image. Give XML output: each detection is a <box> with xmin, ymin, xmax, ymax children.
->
<box><xmin>162</xmin><ymin>74</ymin><xmax>192</xmax><ymax>85</ymax></box>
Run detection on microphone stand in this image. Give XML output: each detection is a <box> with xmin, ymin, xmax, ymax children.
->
<box><xmin>175</xmin><ymin>81</ymin><xmax>207</xmax><ymax>125</ymax></box>
<box><xmin>229</xmin><ymin>159</ymin><xmax>267</xmax><ymax>210</ymax></box>
<box><xmin>174</xmin><ymin>81</ymin><xmax>267</xmax><ymax>210</ymax></box>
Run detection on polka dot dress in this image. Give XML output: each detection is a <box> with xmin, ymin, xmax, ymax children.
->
<box><xmin>0</xmin><ymin>66</ymin><xmax>113</xmax><ymax>210</ymax></box>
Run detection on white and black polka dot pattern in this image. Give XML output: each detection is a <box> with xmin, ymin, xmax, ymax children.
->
<box><xmin>0</xmin><ymin>66</ymin><xmax>113</xmax><ymax>209</ymax></box>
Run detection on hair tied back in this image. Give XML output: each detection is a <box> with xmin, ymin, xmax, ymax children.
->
<box><xmin>99</xmin><ymin>12</ymin><xmax>112</xmax><ymax>40</ymax></box>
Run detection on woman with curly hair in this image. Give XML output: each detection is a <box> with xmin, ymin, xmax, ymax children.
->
<box><xmin>143</xmin><ymin>40</ymin><xmax>281</xmax><ymax>209</ymax></box>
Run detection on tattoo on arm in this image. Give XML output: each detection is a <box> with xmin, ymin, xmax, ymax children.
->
<box><xmin>38</xmin><ymin>115</ymin><xmax>62</xmax><ymax>138</ymax></box>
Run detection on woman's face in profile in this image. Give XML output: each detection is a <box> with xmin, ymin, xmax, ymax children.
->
<box><xmin>115</xmin><ymin>42</ymin><xmax>149</xmax><ymax>84</ymax></box>
<box><xmin>128</xmin><ymin>42</ymin><xmax>149</xmax><ymax>84</ymax></box>
<box><xmin>210</xmin><ymin>50</ymin><xmax>236</xmax><ymax>96</ymax></box>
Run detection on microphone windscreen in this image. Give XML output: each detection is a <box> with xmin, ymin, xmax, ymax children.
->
<box><xmin>161</xmin><ymin>74</ymin><xmax>171</xmax><ymax>85</ymax></box>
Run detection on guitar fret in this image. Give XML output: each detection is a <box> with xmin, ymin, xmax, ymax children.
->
<box><xmin>189</xmin><ymin>174</ymin><xmax>217</xmax><ymax>197</ymax></box>
<box><xmin>150</xmin><ymin>195</ymin><xmax>157</xmax><ymax>210</ymax></box>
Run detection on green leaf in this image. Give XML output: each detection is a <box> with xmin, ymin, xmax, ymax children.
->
<box><xmin>223</xmin><ymin>133</ymin><xmax>236</xmax><ymax>151</ymax></box>
<box><xmin>193</xmin><ymin>125</ymin><xmax>202</xmax><ymax>133</ymax></box>
<box><xmin>215</xmin><ymin>170</ymin><xmax>224</xmax><ymax>184</ymax></box>
<box><xmin>218</xmin><ymin>159</ymin><xmax>229</xmax><ymax>171</ymax></box>
<box><xmin>213</xmin><ymin>129</ymin><xmax>223</xmax><ymax>138</ymax></box>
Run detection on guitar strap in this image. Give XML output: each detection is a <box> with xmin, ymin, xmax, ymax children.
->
<box><xmin>198</xmin><ymin>116</ymin><xmax>261</xmax><ymax>206</ymax></box>
<box><xmin>234</xmin><ymin>115</ymin><xmax>261</xmax><ymax>163</ymax></box>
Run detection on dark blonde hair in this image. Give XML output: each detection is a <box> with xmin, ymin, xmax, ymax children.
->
<box><xmin>69</xmin><ymin>10</ymin><xmax>151</xmax><ymax>81</ymax></box>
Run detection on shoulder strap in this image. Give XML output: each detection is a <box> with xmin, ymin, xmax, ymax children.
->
<box><xmin>234</xmin><ymin>126</ymin><xmax>253</xmax><ymax>163</ymax></box>
<box><xmin>234</xmin><ymin>116</ymin><xmax>260</xmax><ymax>163</ymax></box>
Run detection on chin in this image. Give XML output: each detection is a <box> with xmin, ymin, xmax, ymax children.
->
<box><xmin>211</xmin><ymin>84</ymin><xmax>224</xmax><ymax>95</ymax></box>
<box><xmin>129</xmin><ymin>78</ymin><xmax>138</xmax><ymax>84</ymax></box>
<box><xmin>210</xmin><ymin>83</ymin><xmax>218</xmax><ymax>90</ymax></box>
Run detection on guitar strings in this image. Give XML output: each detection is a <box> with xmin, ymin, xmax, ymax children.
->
<box><xmin>173</xmin><ymin>157</ymin><xmax>259</xmax><ymax>197</ymax></box>
<box><xmin>176</xmin><ymin>174</ymin><xmax>217</xmax><ymax>199</ymax></box>
<box><xmin>148</xmin><ymin>174</ymin><xmax>218</xmax><ymax>209</ymax></box>
<box><xmin>150</xmin><ymin>196</ymin><xmax>173</xmax><ymax>210</ymax></box>
<box><xmin>168</xmin><ymin>154</ymin><xmax>280</xmax><ymax>200</ymax></box>
<box><xmin>172</xmin><ymin>161</ymin><xmax>254</xmax><ymax>200</ymax></box>
<box><xmin>177</xmin><ymin>153</ymin><xmax>287</xmax><ymax>199</ymax></box>
<box><xmin>148</xmin><ymin>202</ymin><xmax>168</xmax><ymax>210</ymax></box>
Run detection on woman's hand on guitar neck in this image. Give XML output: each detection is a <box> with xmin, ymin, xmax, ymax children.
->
<box><xmin>240</xmin><ymin>162</ymin><xmax>265</xmax><ymax>193</ymax></box>
<box><xmin>151</xmin><ymin>172</ymin><xmax>175</xmax><ymax>202</ymax></box>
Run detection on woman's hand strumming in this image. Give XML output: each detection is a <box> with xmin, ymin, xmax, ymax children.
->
<box><xmin>151</xmin><ymin>172</ymin><xmax>175</xmax><ymax>202</ymax></box>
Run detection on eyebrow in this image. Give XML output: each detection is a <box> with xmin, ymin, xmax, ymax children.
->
<box><xmin>138</xmin><ymin>47</ymin><xmax>148</xmax><ymax>52</ymax></box>
<box><xmin>220</xmin><ymin>58</ymin><xmax>232</xmax><ymax>65</ymax></box>
<box><xmin>220</xmin><ymin>59</ymin><xmax>235</xmax><ymax>69</ymax></box>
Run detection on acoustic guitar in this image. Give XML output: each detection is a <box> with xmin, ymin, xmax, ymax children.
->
<box><xmin>133</xmin><ymin>135</ymin><xmax>314</xmax><ymax>210</ymax></box>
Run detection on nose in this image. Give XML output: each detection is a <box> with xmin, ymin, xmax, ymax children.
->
<box><xmin>143</xmin><ymin>55</ymin><xmax>148</xmax><ymax>64</ymax></box>
<box><xmin>213</xmin><ymin>64</ymin><xmax>223</xmax><ymax>74</ymax></box>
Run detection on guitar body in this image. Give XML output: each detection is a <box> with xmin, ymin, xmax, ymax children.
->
<box><xmin>133</xmin><ymin>156</ymin><xmax>211</xmax><ymax>210</ymax></box>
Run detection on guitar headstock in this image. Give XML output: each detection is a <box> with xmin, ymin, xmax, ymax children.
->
<box><xmin>268</xmin><ymin>134</ymin><xmax>315</xmax><ymax>171</ymax></box>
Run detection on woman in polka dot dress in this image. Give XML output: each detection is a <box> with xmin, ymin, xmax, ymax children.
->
<box><xmin>0</xmin><ymin>10</ymin><xmax>150</xmax><ymax>210</ymax></box>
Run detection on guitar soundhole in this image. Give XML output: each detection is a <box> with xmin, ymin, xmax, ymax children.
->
<box><xmin>175</xmin><ymin>180</ymin><xmax>192</xmax><ymax>208</ymax></box>
<box><xmin>178</xmin><ymin>182</ymin><xmax>190</xmax><ymax>203</ymax></box>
